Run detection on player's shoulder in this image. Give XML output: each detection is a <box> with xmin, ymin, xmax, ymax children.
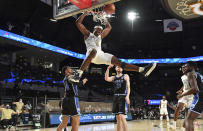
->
<box><xmin>186</xmin><ymin>71</ymin><xmax>196</xmax><ymax>77</ymax></box>
<box><xmin>181</xmin><ymin>74</ymin><xmax>187</xmax><ymax>79</ymax></box>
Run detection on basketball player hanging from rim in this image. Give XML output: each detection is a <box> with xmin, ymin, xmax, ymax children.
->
<box><xmin>72</xmin><ymin>11</ymin><xmax>157</xmax><ymax>82</ymax></box>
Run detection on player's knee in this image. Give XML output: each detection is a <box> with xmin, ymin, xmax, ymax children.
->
<box><xmin>116</xmin><ymin>115</ymin><xmax>121</xmax><ymax>121</ymax></box>
<box><xmin>60</xmin><ymin>122</ymin><xmax>67</xmax><ymax>128</ymax></box>
<box><xmin>61</xmin><ymin>120</ymin><xmax>68</xmax><ymax>127</ymax></box>
<box><xmin>183</xmin><ymin>121</ymin><xmax>186</xmax><ymax>128</ymax></box>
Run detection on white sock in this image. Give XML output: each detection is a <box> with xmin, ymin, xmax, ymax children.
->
<box><xmin>139</xmin><ymin>67</ymin><xmax>144</xmax><ymax>72</ymax></box>
<box><xmin>166</xmin><ymin>115</ymin><xmax>169</xmax><ymax>121</ymax></box>
<box><xmin>160</xmin><ymin>116</ymin><xmax>163</xmax><ymax>121</ymax></box>
<box><xmin>173</xmin><ymin>121</ymin><xmax>176</xmax><ymax>127</ymax></box>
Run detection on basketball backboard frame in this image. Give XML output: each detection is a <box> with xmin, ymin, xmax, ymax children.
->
<box><xmin>53</xmin><ymin>0</ymin><xmax>120</xmax><ymax>20</ymax></box>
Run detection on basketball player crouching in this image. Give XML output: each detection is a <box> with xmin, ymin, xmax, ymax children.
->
<box><xmin>71</xmin><ymin>11</ymin><xmax>157</xmax><ymax>82</ymax></box>
<box><xmin>105</xmin><ymin>64</ymin><xmax>130</xmax><ymax>131</ymax></box>
<box><xmin>57</xmin><ymin>66</ymin><xmax>88</xmax><ymax>131</ymax></box>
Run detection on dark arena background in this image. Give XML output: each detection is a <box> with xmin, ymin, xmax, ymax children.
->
<box><xmin>0</xmin><ymin>0</ymin><xmax>203</xmax><ymax>131</ymax></box>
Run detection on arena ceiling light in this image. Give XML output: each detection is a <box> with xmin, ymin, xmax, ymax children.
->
<box><xmin>128</xmin><ymin>11</ymin><xmax>139</xmax><ymax>30</ymax></box>
<box><xmin>128</xmin><ymin>11</ymin><xmax>139</xmax><ymax>21</ymax></box>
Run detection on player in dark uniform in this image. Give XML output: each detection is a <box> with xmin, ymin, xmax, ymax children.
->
<box><xmin>57</xmin><ymin>66</ymin><xmax>88</xmax><ymax>131</ymax></box>
<box><xmin>177</xmin><ymin>61</ymin><xmax>203</xmax><ymax>131</ymax></box>
<box><xmin>105</xmin><ymin>64</ymin><xmax>130</xmax><ymax>131</ymax></box>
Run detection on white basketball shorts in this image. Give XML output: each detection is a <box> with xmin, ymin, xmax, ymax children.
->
<box><xmin>160</xmin><ymin>108</ymin><xmax>168</xmax><ymax>115</ymax></box>
<box><xmin>178</xmin><ymin>95</ymin><xmax>194</xmax><ymax>108</ymax></box>
<box><xmin>86</xmin><ymin>48</ymin><xmax>113</xmax><ymax>65</ymax></box>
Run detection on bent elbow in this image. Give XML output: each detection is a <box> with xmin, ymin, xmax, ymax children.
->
<box><xmin>104</xmin><ymin>77</ymin><xmax>107</xmax><ymax>81</ymax></box>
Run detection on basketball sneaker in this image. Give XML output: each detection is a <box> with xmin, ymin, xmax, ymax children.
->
<box><xmin>69</xmin><ymin>70</ymin><xmax>83</xmax><ymax>83</ymax></box>
<box><xmin>141</xmin><ymin>63</ymin><xmax>157</xmax><ymax>77</ymax></box>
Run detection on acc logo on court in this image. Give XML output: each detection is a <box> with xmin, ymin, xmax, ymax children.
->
<box><xmin>167</xmin><ymin>21</ymin><xmax>180</xmax><ymax>31</ymax></box>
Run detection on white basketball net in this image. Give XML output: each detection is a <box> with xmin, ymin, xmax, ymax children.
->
<box><xmin>90</xmin><ymin>7</ymin><xmax>107</xmax><ymax>25</ymax></box>
<box><xmin>92</xmin><ymin>12</ymin><xmax>107</xmax><ymax>25</ymax></box>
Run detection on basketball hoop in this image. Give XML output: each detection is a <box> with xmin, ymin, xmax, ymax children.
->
<box><xmin>91</xmin><ymin>11</ymin><xmax>107</xmax><ymax>25</ymax></box>
<box><xmin>86</xmin><ymin>6</ymin><xmax>107</xmax><ymax>25</ymax></box>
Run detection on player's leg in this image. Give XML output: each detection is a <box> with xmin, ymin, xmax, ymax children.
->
<box><xmin>70</xmin><ymin>49</ymin><xmax>97</xmax><ymax>82</ymax></box>
<box><xmin>202</xmin><ymin>112</ymin><xmax>203</xmax><ymax>119</ymax></box>
<box><xmin>163</xmin><ymin>109</ymin><xmax>169</xmax><ymax>122</ymax></box>
<box><xmin>71</xmin><ymin>115</ymin><xmax>80</xmax><ymax>131</ymax></box>
<box><xmin>113</xmin><ymin>96</ymin><xmax>122</xmax><ymax>131</ymax></box>
<box><xmin>116</xmin><ymin>114</ymin><xmax>122</xmax><ymax>131</ymax></box>
<box><xmin>119</xmin><ymin>97</ymin><xmax>128</xmax><ymax>131</ymax></box>
<box><xmin>160</xmin><ymin>108</ymin><xmax>164</xmax><ymax>121</ymax></box>
<box><xmin>184</xmin><ymin>111</ymin><xmax>199</xmax><ymax>131</ymax></box>
<box><xmin>111</xmin><ymin>56</ymin><xmax>157</xmax><ymax>77</ymax></box>
<box><xmin>166</xmin><ymin>114</ymin><xmax>169</xmax><ymax>122</ymax></box>
<box><xmin>120</xmin><ymin>114</ymin><xmax>128</xmax><ymax>131</ymax></box>
<box><xmin>57</xmin><ymin>116</ymin><xmax>69</xmax><ymax>131</ymax></box>
<box><xmin>160</xmin><ymin>114</ymin><xmax>163</xmax><ymax>127</ymax></box>
<box><xmin>80</xmin><ymin>49</ymin><xmax>97</xmax><ymax>71</ymax></box>
<box><xmin>173</xmin><ymin>102</ymin><xmax>184</xmax><ymax>128</ymax></box>
<box><xmin>185</xmin><ymin>108</ymin><xmax>189</xmax><ymax>118</ymax></box>
<box><xmin>160</xmin><ymin>114</ymin><xmax>163</xmax><ymax>121</ymax></box>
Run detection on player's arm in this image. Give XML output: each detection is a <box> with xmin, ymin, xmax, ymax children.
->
<box><xmin>176</xmin><ymin>86</ymin><xmax>184</xmax><ymax>94</ymax></box>
<box><xmin>75</xmin><ymin>12</ymin><xmax>90</xmax><ymax>37</ymax></box>
<box><xmin>105</xmin><ymin>64</ymin><xmax>114</xmax><ymax>82</ymax></box>
<box><xmin>125</xmin><ymin>74</ymin><xmax>130</xmax><ymax>104</ymax></box>
<box><xmin>101</xmin><ymin>20</ymin><xmax>112</xmax><ymax>39</ymax></box>
<box><xmin>12</xmin><ymin>111</ymin><xmax>18</xmax><ymax>115</ymax></box>
<box><xmin>178</xmin><ymin>72</ymin><xmax>198</xmax><ymax>99</ymax></box>
<box><xmin>159</xmin><ymin>101</ymin><xmax>161</xmax><ymax>109</ymax></box>
<box><xmin>167</xmin><ymin>102</ymin><xmax>175</xmax><ymax>110</ymax></box>
<box><xmin>77</xmin><ymin>78</ymin><xmax>88</xmax><ymax>87</ymax></box>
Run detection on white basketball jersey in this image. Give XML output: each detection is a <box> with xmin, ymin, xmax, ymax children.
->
<box><xmin>160</xmin><ymin>100</ymin><xmax>167</xmax><ymax>109</ymax></box>
<box><xmin>181</xmin><ymin>75</ymin><xmax>191</xmax><ymax>92</ymax></box>
<box><xmin>85</xmin><ymin>33</ymin><xmax>102</xmax><ymax>51</ymax></box>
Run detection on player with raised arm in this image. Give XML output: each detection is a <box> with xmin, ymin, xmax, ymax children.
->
<box><xmin>70</xmin><ymin>11</ymin><xmax>157</xmax><ymax>82</ymax></box>
<box><xmin>105</xmin><ymin>64</ymin><xmax>130</xmax><ymax>131</ymax></box>
<box><xmin>57</xmin><ymin>66</ymin><xmax>88</xmax><ymax>131</ymax></box>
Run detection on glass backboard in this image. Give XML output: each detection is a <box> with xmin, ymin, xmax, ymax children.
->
<box><xmin>53</xmin><ymin>0</ymin><xmax>120</xmax><ymax>20</ymax></box>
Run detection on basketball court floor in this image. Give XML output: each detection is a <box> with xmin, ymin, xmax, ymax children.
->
<box><xmin>20</xmin><ymin>119</ymin><xmax>203</xmax><ymax>131</ymax></box>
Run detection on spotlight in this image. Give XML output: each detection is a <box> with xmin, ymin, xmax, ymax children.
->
<box><xmin>128</xmin><ymin>11</ymin><xmax>139</xmax><ymax>21</ymax></box>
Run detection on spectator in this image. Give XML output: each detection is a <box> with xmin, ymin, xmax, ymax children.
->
<box><xmin>0</xmin><ymin>104</ymin><xmax>18</xmax><ymax>129</ymax></box>
<box><xmin>13</xmin><ymin>99</ymin><xmax>24</xmax><ymax>114</ymax></box>
<box><xmin>13</xmin><ymin>98</ymin><xmax>24</xmax><ymax>123</ymax></box>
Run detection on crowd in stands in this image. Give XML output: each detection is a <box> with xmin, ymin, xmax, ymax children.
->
<box><xmin>11</xmin><ymin>56</ymin><xmax>63</xmax><ymax>85</ymax></box>
<box><xmin>0</xmin><ymin>99</ymin><xmax>28</xmax><ymax>129</ymax></box>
